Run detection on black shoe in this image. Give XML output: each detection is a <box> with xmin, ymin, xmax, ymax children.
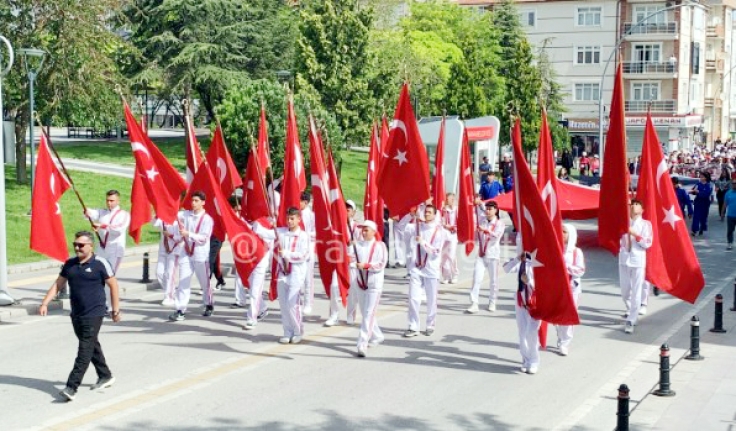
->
<box><xmin>90</xmin><ymin>376</ymin><xmax>116</xmax><ymax>390</ymax></box>
<box><xmin>214</xmin><ymin>280</ymin><xmax>225</xmax><ymax>291</ymax></box>
<box><xmin>257</xmin><ymin>308</ymin><xmax>269</xmax><ymax>321</ymax></box>
<box><xmin>698</xmin><ymin>231</ymin><xmax>703</xmax><ymax>236</ymax></box>
<box><xmin>60</xmin><ymin>386</ymin><xmax>76</xmax><ymax>401</ymax></box>
<box><xmin>202</xmin><ymin>305</ymin><xmax>214</xmax><ymax>317</ymax></box>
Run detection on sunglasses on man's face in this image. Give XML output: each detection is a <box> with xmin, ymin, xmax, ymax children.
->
<box><xmin>73</xmin><ymin>242</ymin><xmax>91</xmax><ymax>249</ymax></box>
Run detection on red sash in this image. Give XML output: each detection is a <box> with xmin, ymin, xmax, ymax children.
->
<box><xmin>416</xmin><ymin>226</ymin><xmax>439</xmax><ymax>269</ymax></box>
<box><xmin>478</xmin><ymin>219</ymin><xmax>497</xmax><ymax>258</ymax></box>
<box><xmin>444</xmin><ymin>208</ymin><xmax>456</xmax><ymax>234</ymax></box>
<box><xmin>279</xmin><ymin>235</ymin><xmax>299</xmax><ymax>275</ymax></box>
<box><xmin>99</xmin><ymin>209</ymin><xmax>121</xmax><ymax>249</ymax></box>
<box><xmin>357</xmin><ymin>241</ymin><xmax>378</xmax><ymax>290</ymax></box>
<box><xmin>184</xmin><ymin>214</ymin><xmax>206</xmax><ymax>256</ymax></box>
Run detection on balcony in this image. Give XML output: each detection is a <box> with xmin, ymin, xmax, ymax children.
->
<box><xmin>705</xmin><ymin>58</ymin><xmax>725</xmax><ymax>73</ymax></box>
<box><xmin>704</xmin><ymin>98</ymin><xmax>723</xmax><ymax>108</ymax></box>
<box><xmin>622</xmin><ymin>62</ymin><xmax>677</xmax><ymax>78</ymax></box>
<box><xmin>624</xmin><ymin>100</ymin><xmax>676</xmax><ymax>113</ymax></box>
<box><xmin>623</xmin><ymin>22</ymin><xmax>678</xmax><ymax>41</ymax></box>
<box><xmin>707</xmin><ymin>24</ymin><xmax>725</xmax><ymax>38</ymax></box>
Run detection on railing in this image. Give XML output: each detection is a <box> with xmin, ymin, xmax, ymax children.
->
<box><xmin>624</xmin><ymin>100</ymin><xmax>676</xmax><ymax>112</ymax></box>
<box><xmin>707</xmin><ymin>24</ymin><xmax>724</xmax><ymax>38</ymax></box>
<box><xmin>622</xmin><ymin>62</ymin><xmax>676</xmax><ymax>74</ymax></box>
<box><xmin>706</xmin><ymin>59</ymin><xmax>716</xmax><ymax>69</ymax></box>
<box><xmin>623</xmin><ymin>21</ymin><xmax>677</xmax><ymax>35</ymax></box>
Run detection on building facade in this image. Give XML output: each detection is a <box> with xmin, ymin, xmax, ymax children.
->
<box><xmin>455</xmin><ymin>0</ymin><xmax>736</xmax><ymax>152</ymax></box>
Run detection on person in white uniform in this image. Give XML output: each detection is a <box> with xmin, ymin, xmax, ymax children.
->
<box><xmin>504</xmin><ymin>238</ymin><xmax>541</xmax><ymax>374</ymax></box>
<box><xmin>275</xmin><ymin>207</ymin><xmax>310</xmax><ymax>344</ymax></box>
<box><xmin>299</xmin><ymin>192</ymin><xmax>317</xmax><ymax>315</ymax></box>
<box><xmin>152</xmin><ymin>217</ymin><xmax>182</xmax><ymax>306</ymax></box>
<box><xmin>403</xmin><ymin>205</ymin><xmax>445</xmax><ymax>337</ymax></box>
<box><xmin>168</xmin><ymin>191</ymin><xmax>215</xmax><ymax>321</ymax></box>
<box><xmin>467</xmin><ymin>201</ymin><xmax>506</xmax><ymax>313</ymax></box>
<box><xmin>325</xmin><ymin>200</ymin><xmax>362</xmax><ymax>327</ymax></box>
<box><xmin>396</xmin><ymin>207</ymin><xmax>418</xmax><ymax>278</ymax></box>
<box><xmin>555</xmin><ymin>224</ymin><xmax>585</xmax><ymax>356</ymax></box>
<box><xmin>619</xmin><ymin>199</ymin><xmax>653</xmax><ymax>334</ymax></box>
<box><xmin>243</xmin><ymin>215</ymin><xmax>276</xmax><ymax>330</ymax></box>
<box><xmin>440</xmin><ymin>193</ymin><xmax>459</xmax><ymax>284</ymax></box>
<box><xmin>85</xmin><ymin>190</ymin><xmax>130</xmax><ymax>310</ymax></box>
<box><xmin>350</xmin><ymin>220</ymin><xmax>388</xmax><ymax>357</ymax></box>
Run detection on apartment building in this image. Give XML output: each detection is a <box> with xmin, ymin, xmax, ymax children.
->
<box><xmin>455</xmin><ymin>0</ymin><xmax>736</xmax><ymax>152</ymax></box>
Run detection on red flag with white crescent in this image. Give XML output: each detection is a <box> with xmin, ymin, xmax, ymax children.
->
<box><xmin>205</xmin><ymin>123</ymin><xmax>242</xmax><ymax>198</ymax></box>
<box><xmin>433</xmin><ymin>116</ymin><xmax>447</xmax><ymax>210</ymax></box>
<box><xmin>456</xmin><ymin>127</ymin><xmax>476</xmax><ymax>255</ymax></box>
<box><xmin>258</xmin><ymin>103</ymin><xmax>271</xmax><ymax>170</ymax></box>
<box><xmin>241</xmin><ymin>147</ymin><xmax>271</xmax><ymax>223</ymax></box>
<box><xmin>364</xmin><ymin>122</ymin><xmax>382</xmax><ymax>238</ymax></box>
<box><xmin>278</xmin><ymin>96</ymin><xmax>306</xmax><ymax>226</ymax></box>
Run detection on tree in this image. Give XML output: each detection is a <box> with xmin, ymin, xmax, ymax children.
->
<box><xmin>0</xmin><ymin>0</ymin><xmax>126</xmax><ymax>184</ymax></box>
<box><xmin>216</xmin><ymin>78</ymin><xmax>343</xmax><ymax>180</ymax></box>
<box><xmin>507</xmin><ymin>39</ymin><xmax>542</xmax><ymax>152</ymax></box>
<box><xmin>122</xmin><ymin>0</ymin><xmax>297</xmax><ymax>120</ymax></box>
<box><xmin>537</xmin><ymin>39</ymin><xmax>569</xmax><ymax>150</ymax></box>
<box><xmin>295</xmin><ymin>0</ymin><xmax>375</xmax><ymax>147</ymax></box>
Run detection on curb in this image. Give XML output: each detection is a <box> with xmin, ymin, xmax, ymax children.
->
<box><xmin>8</xmin><ymin>244</ymin><xmax>160</xmax><ymax>275</ymax></box>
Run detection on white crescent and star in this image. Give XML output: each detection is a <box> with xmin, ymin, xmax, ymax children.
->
<box><xmin>217</xmin><ymin>157</ymin><xmax>227</xmax><ymax>184</ymax></box>
<box><xmin>526</xmin><ymin>249</ymin><xmax>544</xmax><ymax>269</ymax></box>
<box><xmin>540</xmin><ymin>181</ymin><xmax>558</xmax><ymax>221</ymax></box>
<box><xmin>131</xmin><ymin>142</ymin><xmax>151</xmax><ymax>159</ymax></box>
<box><xmin>662</xmin><ymin>205</ymin><xmax>682</xmax><ymax>230</ymax></box>
<box><xmin>146</xmin><ymin>167</ymin><xmax>159</xmax><ymax>181</ymax></box>
<box><xmin>394</xmin><ymin>150</ymin><xmax>408</xmax><ymax>166</ymax></box>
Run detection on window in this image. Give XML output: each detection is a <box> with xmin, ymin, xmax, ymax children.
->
<box><xmin>632</xmin><ymin>44</ymin><xmax>661</xmax><ymax>63</ymax></box>
<box><xmin>691</xmin><ymin>42</ymin><xmax>700</xmax><ymax>74</ymax></box>
<box><xmin>575</xmin><ymin>46</ymin><xmax>601</xmax><ymax>64</ymax></box>
<box><xmin>574</xmin><ymin>83</ymin><xmax>600</xmax><ymax>101</ymax></box>
<box><xmin>634</xmin><ymin>5</ymin><xmax>666</xmax><ymax>24</ymax></box>
<box><xmin>577</xmin><ymin>6</ymin><xmax>602</xmax><ymax>26</ymax></box>
<box><xmin>519</xmin><ymin>10</ymin><xmax>536</xmax><ymax>27</ymax></box>
<box><xmin>632</xmin><ymin>82</ymin><xmax>660</xmax><ymax>101</ymax></box>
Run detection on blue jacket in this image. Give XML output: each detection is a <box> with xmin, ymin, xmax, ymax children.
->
<box><xmin>480</xmin><ymin>180</ymin><xmax>504</xmax><ymax>200</ymax></box>
<box><xmin>675</xmin><ymin>187</ymin><xmax>693</xmax><ymax>216</ymax></box>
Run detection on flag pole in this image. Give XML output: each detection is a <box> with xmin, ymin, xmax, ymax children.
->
<box><xmin>35</xmin><ymin>114</ymin><xmax>101</xmax><ymax>243</ymax></box>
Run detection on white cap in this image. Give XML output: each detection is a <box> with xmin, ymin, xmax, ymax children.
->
<box><xmin>346</xmin><ymin>199</ymin><xmax>357</xmax><ymax>210</ymax></box>
<box><xmin>360</xmin><ymin>220</ymin><xmax>378</xmax><ymax>232</ymax></box>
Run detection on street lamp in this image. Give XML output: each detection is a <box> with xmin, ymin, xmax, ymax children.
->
<box><xmin>597</xmin><ymin>1</ymin><xmax>700</xmax><ymax>173</ymax></box>
<box><xmin>275</xmin><ymin>70</ymin><xmax>294</xmax><ymax>90</ymax></box>
<box><xmin>18</xmin><ymin>47</ymin><xmax>46</xmax><ymax>194</ymax></box>
<box><xmin>0</xmin><ymin>35</ymin><xmax>16</xmax><ymax>305</ymax></box>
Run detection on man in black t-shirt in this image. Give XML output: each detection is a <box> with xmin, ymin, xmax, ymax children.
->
<box><xmin>39</xmin><ymin>231</ymin><xmax>121</xmax><ymax>402</ymax></box>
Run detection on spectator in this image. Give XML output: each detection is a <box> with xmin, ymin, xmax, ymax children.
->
<box><xmin>579</xmin><ymin>152</ymin><xmax>590</xmax><ymax>176</ymax></box>
<box><xmin>561</xmin><ymin>149</ymin><xmax>573</xmax><ymax>174</ymax></box>
<box><xmin>724</xmin><ymin>177</ymin><xmax>736</xmax><ymax>250</ymax></box>
<box><xmin>500</xmin><ymin>153</ymin><xmax>513</xmax><ymax>192</ymax></box>
<box><xmin>479</xmin><ymin>157</ymin><xmax>492</xmax><ymax>184</ymax></box>
<box><xmin>715</xmin><ymin>170</ymin><xmax>731</xmax><ymax>221</ymax></box>
<box><xmin>690</xmin><ymin>171</ymin><xmax>714</xmax><ymax>236</ymax></box>
<box><xmin>558</xmin><ymin>167</ymin><xmax>570</xmax><ymax>182</ymax></box>
<box><xmin>591</xmin><ymin>155</ymin><xmax>601</xmax><ymax>177</ymax></box>
<box><xmin>672</xmin><ymin>177</ymin><xmax>693</xmax><ymax>219</ymax></box>
<box><xmin>479</xmin><ymin>172</ymin><xmax>504</xmax><ymax>201</ymax></box>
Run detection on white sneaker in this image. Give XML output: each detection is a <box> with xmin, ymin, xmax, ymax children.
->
<box><xmin>346</xmin><ymin>318</ymin><xmax>356</xmax><ymax>326</ymax></box>
<box><xmin>161</xmin><ymin>298</ymin><xmax>174</xmax><ymax>306</ymax></box>
<box><xmin>450</xmin><ymin>279</ymin><xmax>458</xmax><ymax>284</ymax></box>
<box><xmin>243</xmin><ymin>320</ymin><xmax>256</xmax><ymax>330</ymax></box>
<box><xmin>290</xmin><ymin>335</ymin><xmax>302</xmax><ymax>344</ymax></box>
<box><xmin>465</xmin><ymin>302</ymin><xmax>479</xmax><ymax>314</ymax></box>
<box><xmin>624</xmin><ymin>322</ymin><xmax>634</xmax><ymax>334</ymax></box>
<box><xmin>527</xmin><ymin>367</ymin><xmax>538</xmax><ymax>375</ymax></box>
<box><xmin>368</xmin><ymin>338</ymin><xmax>384</xmax><ymax>347</ymax></box>
<box><xmin>324</xmin><ymin>316</ymin><xmax>338</xmax><ymax>327</ymax></box>
<box><xmin>278</xmin><ymin>337</ymin><xmax>290</xmax><ymax>344</ymax></box>
<box><xmin>440</xmin><ymin>279</ymin><xmax>448</xmax><ymax>285</ymax></box>
<box><xmin>559</xmin><ymin>347</ymin><xmax>569</xmax><ymax>356</ymax></box>
<box><xmin>519</xmin><ymin>366</ymin><xmax>528</xmax><ymax>373</ymax></box>
<box><xmin>303</xmin><ymin>305</ymin><xmax>313</xmax><ymax>315</ymax></box>
<box><xmin>357</xmin><ymin>347</ymin><xmax>367</xmax><ymax>357</ymax></box>
<box><xmin>487</xmin><ymin>302</ymin><xmax>496</xmax><ymax>312</ymax></box>
<box><xmin>638</xmin><ymin>306</ymin><xmax>647</xmax><ymax>316</ymax></box>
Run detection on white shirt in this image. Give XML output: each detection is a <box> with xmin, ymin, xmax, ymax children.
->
<box><xmin>406</xmin><ymin>221</ymin><xmax>445</xmax><ymax>279</ymax></box>
<box><xmin>565</xmin><ymin>247</ymin><xmax>586</xmax><ymax>294</ymax></box>
<box><xmin>442</xmin><ymin>206</ymin><xmax>458</xmax><ymax>238</ymax></box>
<box><xmin>152</xmin><ymin>218</ymin><xmax>183</xmax><ymax>256</ymax></box>
<box><xmin>274</xmin><ymin>227</ymin><xmax>310</xmax><ymax>281</ymax></box>
<box><xmin>252</xmin><ymin>219</ymin><xmax>276</xmax><ymax>249</ymax></box>
<box><xmin>177</xmin><ymin>210</ymin><xmax>214</xmax><ymax>262</ymax></box>
<box><xmin>301</xmin><ymin>206</ymin><xmax>316</xmax><ymax>243</ymax></box>
<box><xmin>87</xmin><ymin>206</ymin><xmax>130</xmax><ymax>256</ymax></box>
<box><xmin>476</xmin><ymin>216</ymin><xmax>505</xmax><ymax>260</ymax></box>
<box><xmin>349</xmin><ymin>238</ymin><xmax>388</xmax><ymax>290</ymax></box>
<box><xmin>619</xmin><ymin>216</ymin><xmax>653</xmax><ymax>268</ymax></box>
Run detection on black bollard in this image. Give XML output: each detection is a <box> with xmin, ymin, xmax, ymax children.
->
<box><xmin>685</xmin><ymin>316</ymin><xmax>704</xmax><ymax>360</ymax></box>
<box><xmin>140</xmin><ymin>252</ymin><xmax>151</xmax><ymax>283</ymax></box>
<box><xmin>730</xmin><ymin>279</ymin><xmax>736</xmax><ymax>311</ymax></box>
<box><xmin>710</xmin><ymin>294</ymin><xmax>727</xmax><ymax>333</ymax></box>
<box><xmin>652</xmin><ymin>344</ymin><xmax>676</xmax><ymax>397</ymax></box>
<box><xmin>615</xmin><ymin>384</ymin><xmax>630</xmax><ymax>431</ymax></box>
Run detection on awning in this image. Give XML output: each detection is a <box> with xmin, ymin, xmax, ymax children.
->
<box><xmin>493</xmin><ymin>181</ymin><xmax>601</xmax><ymax>220</ymax></box>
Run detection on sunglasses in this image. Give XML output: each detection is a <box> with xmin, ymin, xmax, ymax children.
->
<box><xmin>73</xmin><ymin>242</ymin><xmax>91</xmax><ymax>248</ymax></box>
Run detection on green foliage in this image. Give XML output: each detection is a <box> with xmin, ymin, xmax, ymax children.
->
<box><xmin>537</xmin><ymin>40</ymin><xmax>569</xmax><ymax>150</ymax></box>
<box><xmin>295</xmin><ymin>0</ymin><xmax>375</xmax><ymax>147</ymax></box>
<box><xmin>216</xmin><ymin>78</ymin><xmax>343</xmax><ymax>180</ymax></box>
<box><xmin>122</xmin><ymin>0</ymin><xmax>297</xmax><ymax>118</ymax></box>
<box><xmin>507</xmin><ymin>39</ymin><xmax>543</xmax><ymax>152</ymax></box>
<box><xmin>0</xmin><ymin>0</ymin><xmax>128</xmax><ymax>183</ymax></box>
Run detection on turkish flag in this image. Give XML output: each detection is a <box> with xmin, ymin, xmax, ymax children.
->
<box><xmin>377</xmin><ymin>83</ymin><xmax>431</xmax><ymax>217</ymax></box>
<box><xmin>241</xmin><ymin>147</ymin><xmax>271</xmax><ymax>222</ymax></box>
<box><xmin>433</xmin><ymin>116</ymin><xmax>447</xmax><ymax>210</ymax></box>
<box><xmin>278</xmin><ymin>96</ymin><xmax>306</xmax><ymax>226</ymax></box>
<box><xmin>258</xmin><ymin>103</ymin><xmax>271</xmax><ymax>170</ymax></box>
<box><xmin>327</xmin><ymin>147</ymin><xmax>351</xmax><ymax>303</ymax></box>
<box><xmin>598</xmin><ymin>62</ymin><xmax>631</xmax><ymax>255</ymax></box>
<box><xmin>309</xmin><ymin>116</ymin><xmax>349</xmax><ymax>304</ymax></box>
<box><xmin>512</xmin><ymin>119</ymin><xmax>578</xmax><ymax>325</ymax></box>
<box><xmin>124</xmin><ymin>103</ymin><xmax>186</xmax><ymax>225</ymax></box>
<box><xmin>30</xmin><ymin>131</ymin><xmax>71</xmax><ymax>262</ymax></box>
<box><xmin>186</xmin><ymin>162</ymin><xmax>266</xmax><ymax>285</ymax></box>
<box><xmin>536</xmin><ymin>108</ymin><xmax>563</xmax><ymax>348</ymax></box>
<box><xmin>129</xmin><ymin>114</ymin><xmax>152</xmax><ymax>244</ymax></box>
<box><xmin>456</xmin><ymin>128</ymin><xmax>476</xmax><ymax>255</ymax></box>
<box><xmin>636</xmin><ymin>113</ymin><xmax>705</xmax><ymax>303</ymax></box>
<box><xmin>205</xmin><ymin>122</ymin><xmax>242</xmax><ymax>198</ymax></box>
<box><xmin>185</xmin><ymin>115</ymin><xmax>204</xmax><ymax>184</ymax></box>
<box><xmin>363</xmin><ymin>122</ymin><xmax>383</xmax><ymax>238</ymax></box>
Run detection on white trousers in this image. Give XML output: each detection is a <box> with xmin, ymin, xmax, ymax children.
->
<box><xmin>470</xmin><ymin>258</ymin><xmax>500</xmax><ymax>304</ymax></box>
<box><xmin>393</xmin><ymin>228</ymin><xmax>406</xmax><ymax>266</ymax></box>
<box><xmin>620</xmin><ymin>265</ymin><xmax>644</xmax><ymax>325</ymax></box>
<box><xmin>156</xmin><ymin>253</ymin><xmax>179</xmax><ymax>301</ymax></box>
<box><xmin>302</xmin><ymin>251</ymin><xmax>315</xmax><ymax>309</ymax></box>
<box><xmin>97</xmin><ymin>249</ymin><xmax>123</xmax><ymax>310</ymax></box>
<box><xmin>245</xmin><ymin>252</ymin><xmax>271</xmax><ymax>321</ymax></box>
<box><xmin>356</xmin><ymin>286</ymin><xmax>384</xmax><ymax>350</ymax></box>
<box><xmin>277</xmin><ymin>276</ymin><xmax>304</xmax><ymax>338</ymax></box>
<box><xmin>641</xmin><ymin>281</ymin><xmax>651</xmax><ymax>306</ymax></box>
<box><xmin>408</xmin><ymin>274</ymin><xmax>438</xmax><ymax>331</ymax></box>
<box><xmin>440</xmin><ymin>236</ymin><xmax>458</xmax><ymax>281</ymax></box>
<box><xmin>175</xmin><ymin>258</ymin><xmax>212</xmax><ymax>312</ymax></box>
<box><xmin>555</xmin><ymin>290</ymin><xmax>580</xmax><ymax>351</ymax></box>
<box><xmin>329</xmin><ymin>271</ymin><xmax>358</xmax><ymax>322</ymax></box>
<box><xmin>515</xmin><ymin>303</ymin><xmax>541</xmax><ymax>368</ymax></box>
<box><xmin>234</xmin><ymin>274</ymin><xmax>248</xmax><ymax>306</ymax></box>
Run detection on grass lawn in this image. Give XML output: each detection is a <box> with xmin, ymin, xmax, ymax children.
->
<box><xmin>54</xmin><ymin>136</ymin><xmax>212</xmax><ymax>172</ymax></box>
<box><xmin>5</xmin><ymin>166</ymin><xmax>158</xmax><ymax>265</ymax></box>
<box><xmin>339</xmin><ymin>150</ymin><xmax>369</xmax><ymax>206</ymax></box>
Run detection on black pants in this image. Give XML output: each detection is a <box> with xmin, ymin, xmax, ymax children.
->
<box><xmin>209</xmin><ymin>237</ymin><xmax>225</xmax><ymax>283</ymax></box>
<box><xmin>727</xmin><ymin>216</ymin><xmax>736</xmax><ymax>245</ymax></box>
<box><xmin>66</xmin><ymin>316</ymin><xmax>112</xmax><ymax>390</ymax></box>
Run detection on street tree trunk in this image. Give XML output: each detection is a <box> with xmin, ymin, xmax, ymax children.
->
<box><xmin>14</xmin><ymin>111</ymin><xmax>28</xmax><ymax>184</ymax></box>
